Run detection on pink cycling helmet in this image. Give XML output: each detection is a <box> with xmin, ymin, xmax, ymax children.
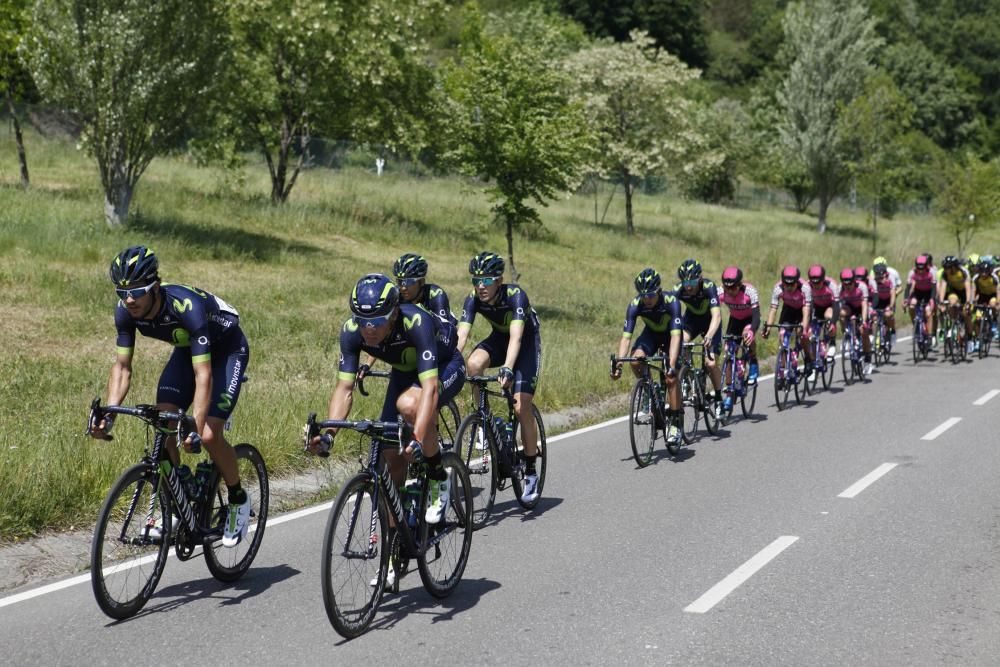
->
<box><xmin>781</xmin><ymin>265</ymin><xmax>800</xmax><ymax>283</ymax></box>
<box><xmin>807</xmin><ymin>264</ymin><xmax>825</xmax><ymax>282</ymax></box>
<box><xmin>840</xmin><ymin>268</ymin><xmax>855</xmax><ymax>282</ymax></box>
<box><xmin>721</xmin><ymin>266</ymin><xmax>743</xmax><ymax>285</ymax></box>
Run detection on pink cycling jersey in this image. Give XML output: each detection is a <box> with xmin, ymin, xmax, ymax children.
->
<box><xmin>869</xmin><ymin>275</ymin><xmax>893</xmax><ymax>302</ymax></box>
<box><xmin>720</xmin><ymin>282</ymin><xmax>759</xmax><ymax>321</ymax></box>
<box><xmin>907</xmin><ymin>267</ymin><xmax>936</xmax><ymax>292</ymax></box>
<box><xmin>810</xmin><ymin>278</ymin><xmax>840</xmax><ymax>309</ymax></box>
<box><xmin>770</xmin><ymin>280</ymin><xmax>812</xmax><ymax>309</ymax></box>
<box><xmin>840</xmin><ymin>281</ymin><xmax>869</xmax><ymax>309</ymax></box>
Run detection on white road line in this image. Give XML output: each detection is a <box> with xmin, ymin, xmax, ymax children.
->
<box><xmin>684</xmin><ymin>536</ymin><xmax>798</xmax><ymax>614</ymax></box>
<box><xmin>973</xmin><ymin>389</ymin><xmax>1000</xmax><ymax>406</ymax></box>
<box><xmin>549</xmin><ymin>416</ymin><xmax>629</xmax><ymax>443</ymax></box>
<box><xmin>838</xmin><ymin>463</ymin><xmax>898</xmax><ymax>499</ymax></box>
<box><xmin>921</xmin><ymin>417</ymin><xmax>962</xmax><ymax>441</ymax></box>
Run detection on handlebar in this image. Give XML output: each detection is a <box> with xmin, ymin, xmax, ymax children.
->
<box><xmin>356</xmin><ymin>369</ymin><xmax>391</xmax><ymax>397</ymax></box>
<box><xmin>87</xmin><ymin>397</ymin><xmax>203</xmax><ymax>453</ymax></box>
<box><xmin>303</xmin><ymin>412</ymin><xmax>412</xmax><ymax>458</ymax></box>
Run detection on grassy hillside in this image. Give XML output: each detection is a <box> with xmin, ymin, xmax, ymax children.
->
<box><xmin>2</xmin><ymin>128</ymin><xmax>996</xmax><ymax>538</ymax></box>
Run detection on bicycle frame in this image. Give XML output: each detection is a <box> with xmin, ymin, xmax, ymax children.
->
<box><xmin>466</xmin><ymin>375</ymin><xmax>521</xmax><ymax>479</ymax></box>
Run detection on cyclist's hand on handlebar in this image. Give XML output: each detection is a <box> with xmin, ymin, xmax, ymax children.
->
<box><xmin>403</xmin><ymin>438</ymin><xmax>424</xmax><ymax>463</ymax></box>
<box><xmin>610</xmin><ymin>361</ymin><xmax>623</xmax><ymax>380</ymax></box>
<box><xmin>498</xmin><ymin>366</ymin><xmax>514</xmax><ymax>388</ymax></box>
<box><xmin>761</xmin><ymin>325</ymin><xmax>771</xmax><ymax>339</ymax></box>
<box><xmin>305</xmin><ymin>432</ymin><xmax>333</xmax><ymax>457</ymax></box>
<box><xmin>742</xmin><ymin>327</ymin><xmax>755</xmax><ymax>345</ymax></box>
<box><xmin>357</xmin><ymin>363</ymin><xmax>370</xmax><ymax>381</ymax></box>
<box><xmin>703</xmin><ymin>341</ymin><xmax>715</xmax><ymax>361</ymax></box>
<box><xmin>89</xmin><ymin>414</ymin><xmax>114</xmax><ymax>441</ymax></box>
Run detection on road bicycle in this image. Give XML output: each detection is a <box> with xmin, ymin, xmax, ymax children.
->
<box><xmin>939</xmin><ymin>304</ymin><xmax>968</xmax><ymax>364</ymax></box>
<box><xmin>455</xmin><ymin>375</ymin><xmax>547</xmax><ymax>529</ymax></box>
<box><xmin>869</xmin><ymin>308</ymin><xmax>892</xmax><ymax>366</ymax></box>
<box><xmin>305</xmin><ymin>414</ymin><xmax>473</xmax><ymax>638</ymax></box>
<box><xmin>357</xmin><ymin>369</ymin><xmax>461</xmax><ymax>450</ymax></box>
<box><xmin>973</xmin><ymin>304</ymin><xmax>995</xmax><ymax>359</ymax></box>
<box><xmin>769</xmin><ymin>324</ymin><xmax>803</xmax><ymax>410</ymax></box>
<box><xmin>87</xmin><ymin>399</ymin><xmax>268</xmax><ymax>620</ymax></box>
<box><xmin>611</xmin><ymin>353</ymin><xmax>681</xmax><ymax>467</ymax></box>
<box><xmin>911</xmin><ymin>299</ymin><xmax>932</xmax><ymax>364</ymax></box>
<box><xmin>805</xmin><ymin>318</ymin><xmax>836</xmax><ymax>393</ymax></box>
<box><xmin>720</xmin><ymin>336</ymin><xmax>756</xmax><ymax>423</ymax></box>
<box><xmin>841</xmin><ymin>316</ymin><xmax>865</xmax><ymax>384</ymax></box>
<box><xmin>678</xmin><ymin>342</ymin><xmax>720</xmax><ymax>442</ymax></box>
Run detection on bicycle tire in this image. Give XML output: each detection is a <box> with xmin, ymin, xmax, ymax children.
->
<box><xmin>512</xmin><ymin>405</ymin><xmax>547</xmax><ymax>509</ymax></box>
<box><xmin>700</xmin><ymin>374</ymin><xmax>721</xmax><ymax>434</ymax></box>
<box><xmin>680</xmin><ymin>367</ymin><xmax>699</xmax><ymax>443</ymax></box>
<box><xmin>841</xmin><ymin>338</ymin><xmax>855</xmax><ymax>386</ymax></box>
<box><xmin>321</xmin><ymin>473</ymin><xmax>386</xmax><ymax>639</ymax></box>
<box><xmin>418</xmin><ymin>452</ymin><xmax>474</xmax><ymax>598</ymax></box>
<box><xmin>437</xmin><ymin>400</ymin><xmax>461</xmax><ymax>452</ymax></box>
<box><xmin>740</xmin><ymin>361</ymin><xmax>758</xmax><ymax>417</ymax></box>
<box><xmin>775</xmin><ymin>349</ymin><xmax>791</xmax><ymax>410</ymax></box>
<box><xmin>628</xmin><ymin>379</ymin><xmax>656</xmax><ymax>467</ymax></box>
<box><xmin>456</xmin><ymin>413</ymin><xmax>496</xmax><ymax>530</ymax></box>
<box><xmin>203</xmin><ymin>443</ymin><xmax>269</xmax><ymax>582</ymax></box>
<box><xmin>91</xmin><ymin>463</ymin><xmax>171</xmax><ymax>620</ymax></box>
<box><xmin>720</xmin><ymin>355</ymin><xmax>736</xmax><ymax>425</ymax></box>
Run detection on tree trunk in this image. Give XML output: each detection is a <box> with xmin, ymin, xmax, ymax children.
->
<box><xmin>505</xmin><ymin>216</ymin><xmax>519</xmax><ymax>282</ymax></box>
<box><xmin>871</xmin><ymin>197</ymin><xmax>878</xmax><ymax>255</ymax></box>
<box><xmin>103</xmin><ymin>177</ymin><xmax>134</xmax><ymax>227</ymax></box>
<box><xmin>623</xmin><ymin>169</ymin><xmax>634</xmax><ymax>235</ymax></box>
<box><xmin>592</xmin><ymin>175</ymin><xmax>598</xmax><ymax>225</ymax></box>
<box><xmin>5</xmin><ymin>87</ymin><xmax>29</xmax><ymax>189</ymax></box>
<box><xmin>817</xmin><ymin>194</ymin><xmax>829</xmax><ymax>234</ymax></box>
<box><xmin>600</xmin><ymin>183</ymin><xmax>618</xmax><ymax>226</ymax></box>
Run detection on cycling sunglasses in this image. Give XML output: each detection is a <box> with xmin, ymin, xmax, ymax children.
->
<box><xmin>721</xmin><ymin>281</ymin><xmax>739</xmax><ymax>289</ymax></box>
<box><xmin>396</xmin><ymin>277</ymin><xmax>422</xmax><ymax>287</ymax></box>
<box><xmin>472</xmin><ymin>276</ymin><xmax>500</xmax><ymax>287</ymax></box>
<box><xmin>115</xmin><ymin>282</ymin><xmax>156</xmax><ymax>300</ymax></box>
<box><xmin>681</xmin><ymin>278</ymin><xmax>700</xmax><ymax>288</ymax></box>
<box><xmin>354</xmin><ymin>314</ymin><xmax>391</xmax><ymax>329</ymax></box>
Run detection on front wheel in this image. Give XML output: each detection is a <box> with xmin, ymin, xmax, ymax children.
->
<box><xmin>91</xmin><ymin>463</ymin><xmax>171</xmax><ymax>620</ymax></box>
<box><xmin>628</xmin><ymin>379</ymin><xmax>656</xmax><ymax>467</ymax></box>
<box><xmin>680</xmin><ymin>367</ymin><xmax>699</xmax><ymax>443</ymax></box>
<box><xmin>203</xmin><ymin>443</ymin><xmax>269</xmax><ymax>582</ymax></box>
<box><xmin>456</xmin><ymin>413</ymin><xmax>497</xmax><ymax>530</ymax></box>
<box><xmin>699</xmin><ymin>375</ymin><xmax>721</xmax><ymax>434</ymax></box>
<box><xmin>321</xmin><ymin>474</ymin><xmax>386</xmax><ymax>639</ymax></box>
<box><xmin>774</xmin><ymin>349</ymin><xmax>791</xmax><ymax>410</ymax></box>
<box><xmin>418</xmin><ymin>452</ymin><xmax>474</xmax><ymax>598</ymax></box>
<box><xmin>841</xmin><ymin>338</ymin><xmax>855</xmax><ymax>386</ymax></box>
<box><xmin>437</xmin><ymin>400</ymin><xmax>461</xmax><ymax>452</ymax></box>
<box><xmin>512</xmin><ymin>405</ymin><xmax>547</xmax><ymax>510</ymax></box>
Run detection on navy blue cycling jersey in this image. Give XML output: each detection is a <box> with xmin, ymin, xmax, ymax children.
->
<box><xmin>338</xmin><ymin>304</ymin><xmax>456</xmax><ymax>383</ymax></box>
<box><xmin>458</xmin><ymin>284</ymin><xmax>540</xmax><ymax>336</ymax></box>
<box><xmin>115</xmin><ymin>283</ymin><xmax>240</xmax><ymax>362</ymax></box>
<box><xmin>672</xmin><ymin>279</ymin><xmax>721</xmax><ymax>317</ymax></box>
<box><xmin>622</xmin><ymin>291</ymin><xmax>683</xmax><ymax>338</ymax></box>
<box><xmin>412</xmin><ymin>283</ymin><xmax>457</xmax><ymax>326</ymax></box>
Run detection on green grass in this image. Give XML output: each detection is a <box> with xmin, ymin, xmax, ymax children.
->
<box><xmin>2</xmin><ymin>127</ymin><xmax>998</xmax><ymax>539</ymax></box>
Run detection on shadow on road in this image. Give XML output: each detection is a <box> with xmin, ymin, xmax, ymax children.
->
<box><xmin>356</xmin><ymin>576</ymin><xmax>502</xmax><ymax>637</ymax></box>
<box><xmin>477</xmin><ymin>496</ymin><xmax>563</xmax><ymax>531</ymax></box>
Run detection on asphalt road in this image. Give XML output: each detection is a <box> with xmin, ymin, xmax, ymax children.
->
<box><xmin>3</xmin><ymin>344</ymin><xmax>1000</xmax><ymax>665</ymax></box>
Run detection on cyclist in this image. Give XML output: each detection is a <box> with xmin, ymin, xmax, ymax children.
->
<box><xmin>868</xmin><ymin>262</ymin><xmax>897</xmax><ymax>348</ymax></box>
<box><xmin>872</xmin><ymin>257</ymin><xmax>901</xmax><ymax>345</ymax></box>
<box><xmin>936</xmin><ymin>255</ymin><xmax>973</xmax><ymax>353</ymax></box>
<box><xmin>763</xmin><ymin>265</ymin><xmax>813</xmax><ymax>370</ymax></box>
<box><xmin>718</xmin><ymin>266</ymin><xmax>760</xmax><ymax>412</ymax></box>
<box><xmin>457</xmin><ymin>252</ymin><xmax>542</xmax><ymax>503</ymax></box>
<box><xmin>309</xmin><ymin>273</ymin><xmax>465</xmax><ymax>528</ymax></box>
<box><xmin>807</xmin><ymin>264</ymin><xmax>839</xmax><ymax>366</ymax></box>
<box><xmin>90</xmin><ymin>246</ymin><xmax>251</xmax><ymax>547</ymax></box>
<box><xmin>674</xmin><ymin>259</ymin><xmax>724</xmax><ymax>418</ymax></box>
<box><xmin>906</xmin><ymin>255</ymin><xmax>937</xmax><ymax>345</ymax></box>
<box><xmin>612</xmin><ymin>268</ymin><xmax>683</xmax><ymax>443</ymax></box>
<box><xmin>971</xmin><ymin>257</ymin><xmax>999</xmax><ymax>348</ymax></box>
<box><xmin>839</xmin><ymin>268</ymin><xmax>873</xmax><ymax>377</ymax></box>
<box><xmin>359</xmin><ymin>253</ymin><xmax>457</xmax><ymax>377</ymax></box>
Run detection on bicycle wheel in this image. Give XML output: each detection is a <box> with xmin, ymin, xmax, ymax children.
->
<box><xmin>437</xmin><ymin>400</ymin><xmax>461</xmax><ymax>452</ymax></box>
<box><xmin>700</xmin><ymin>376</ymin><xmax>721</xmax><ymax>434</ymax></box>
<box><xmin>418</xmin><ymin>452</ymin><xmax>474</xmax><ymax>598</ymax></box>
<box><xmin>911</xmin><ymin>323</ymin><xmax>921</xmax><ymax>364</ymax></box>
<box><xmin>720</xmin><ymin>356</ymin><xmax>736</xmax><ymax>425</ymax></box>
<box><xmin>774</xmin><ymin>349</ymin><xmax>791</xmax><ymax>410</ymax></box>
<box><xmin>203</xmin><ymin>443</ymin><xmax>269</xmax><ymax>582</ymax></box>
<box><xmin>680</xmin><ymin>367</ymin><xmax>699</xmax><ymax>443</ymax></box>
<box><xmin>872</xmin><ymin>325</ymin><xmax>883</xmax><ymax>367</ymax></box>
<box><xmin>456</xmin><ymin>413</ymin><xmax>496</xmax><ymax>530</ymax></box>
<box><xmin>91</xmin><ymin>463</ymin><xmax>171</xmax><ymax>620</ymax></box>
<box><xmin>628</xmin><ymin>378</ymin><xmax>656</xmax><ymax>467</ymax></box>
<box><xmin>512</xmin><ymin>405</ymin><xmax>547</xmax><ymax>509</ymax></box>
<box><xmin>740</xmin><ymin>356</ymin><xmax>758</xmax><ymax>417</ymax></box>
<box><xmin>321</xmin><ymin>473</ymin><xmax>386</xmax><ymax>639</ymax></box>
<box><xmin>841</xmin><ymin>338</ymin><xmax>855</xmax><ymax>386</ymax></box>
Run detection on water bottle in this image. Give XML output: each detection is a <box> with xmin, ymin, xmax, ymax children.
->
<box><xmin>503</xmin><ymin>420</ymin><xmax>514</xmax><ymax>449</ymax></box>
<box><xmin>402</xmin><ymin>479</ymin><xmax>420</xmax><ymax>530</ymax></box>
<box><xmin>493</xmin><ymin>416</ymin><xmax>506</xmax><ymax>449</ymax></box>
<box><xmin>176</xmin><ymin>464</ymin><xmax>195</xmax><ymax>498</ymax></box>
<box><xmin>194</xmin><ymin>461</ymin><xmax>213</xmax><ymax>500</ymax></box>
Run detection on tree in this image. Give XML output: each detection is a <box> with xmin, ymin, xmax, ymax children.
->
<box><xmin>444</xmin><ymin>13</ymin><xmax>591</xmax><ymax>280</ymax></box>
<box><xmin>777</xmin><ymin>0</ymin><xmax>882</xmax><ymax>233</ymax></box>
<box><xmin>565</xmin><ymin>31</ymin><xmax>704</xmax><ymax>233</ymax></box>
<box><xmin>23</xmin><ymin>0</ymin><xmax>226</xmax><ymax>227</ymax></box>
<box><xmin>839</xmin><ymin>72</ymin><xmax>914</xmax><ymax>253</ymax></box>
<box><xmin>222</xmin><ymin>0</ymin><xmax>442</xmax><ymax>204</ymax></box>
<box><xmin>1</xmin><ymin>0</ymin><xmax>32</xmax><ymax>188</ymax></box>
<box><xmin>935</xmin><ymin>154</ymin><xmax>1000</xmax><ymax>256</ymax></box>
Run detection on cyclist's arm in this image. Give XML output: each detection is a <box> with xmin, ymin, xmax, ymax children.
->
<box><xmin>765</xmin><ymin>304</ymin><xmax>777</xmax><ymax>328</ymax></box>
<box><xmin>106</xmin><ymin>352</ymin><xmax>133</xmax><ymax>407</ymax></box>
<box><xmin>190</xmin><ymin>360</ymin><xmax>212</xmax><ymax>435</ymax></box>
<box><xmin>705</xmin><ymin>307</ymin><xmax>722</xmax><ymax>341</ymax></box>
<box><xmin>456</xmin><ymin>292</ymin><xmax>477</xmax><ymax>354</ymax></box>
<box><xmin>750</xmin><ymin>304</ymin><xmax>761</xmax><ymax>332</ymax></box>
<box><xmin>668</xmin><ymin>330</ymin><xmax>681</xmax><ymax>370</ymax></box>
<box><xmin>413</xmin><ymin>373</ymin><xmax>439</xmax><ymax>447</ymax></box>
<box><xmin>503</xmin><ymin>320</ymin><xmax>524</xmax><ymax>369</ymax></box>
<box><xmin>325</xmin><ymin>378</ymin><xmax>354</xmax><ymax>439</ymax></box>
<box><xmin>616</xmin><ymin>335</ymin><xmax>631</xmax><ymax>362</ymax></box>
<box><xmin>801</xmin><ymin>305</ymin><xmax>811</xmax><ymax>331</ymax></box>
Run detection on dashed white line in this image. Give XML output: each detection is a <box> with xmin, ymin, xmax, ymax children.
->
<box><xmin>920</xmin><ymin>417</ymin><xmax>962</xmax><ymax>441</ymax></box>
<box><xmin>973</xmin><ymin>389</ymin><xmax>1000</xmax><ymax>406</ymax></box>
<box><xmin>838</xmin><ymin>463</ymin><xmax>898</xmax><ymax>499</ymax></box>
<box><xmin>684</xmin><ymin>536</ymin><xmax>799</xmax><ymax>614</ymax></box>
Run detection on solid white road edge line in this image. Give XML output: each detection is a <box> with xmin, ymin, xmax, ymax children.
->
<box><xmin>684</xmin><ymin>536</ymin><xmax>799</xmax><ymax>614</ymax></box>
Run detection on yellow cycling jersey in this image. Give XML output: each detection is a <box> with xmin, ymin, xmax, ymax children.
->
<box><xmin>974</xmin><ymin>273</ymin><xmax>999</xmax><ymax>296</ymax></box>
<box><xmin>937</xmin><ymin>267</ymin><xmax>969</xmax><ymax>291</ymax></box>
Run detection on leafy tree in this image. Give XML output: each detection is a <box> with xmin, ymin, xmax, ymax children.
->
<box><xmin>683</xmin><ymin>97</ymin><xmax>751</xmax><ymax>204</ymax></box>
<box><xmin>777</xmin><ymin>0</ymin><xmax>882</xmax><ymax>234</ymax></box>
<box><xmin>222</xmin><ymin>0</ymin><xmax>442</xmax><ymax>203</ymax></box>
<box><xmin>23</xmin><ymin>0</ymin><xmax>226</xmax><ymax>226</ymax></box>
<box><xmin>565</xmin><ymin>31</ymin><xmax>705</xmax><ymax>233</ymax></box>
<box><xmin>839</xmin><ymin>72</ymin><xmax>914</xmax><ymax>253</ymax></box>
<box><xmin>935</xmin><ymin>153</ymin><xmax>1000</xmax><ymax>256</ymax></box>
<box><xmin>558</xmin><ymin>0</ymin><xmax>710</xmax><ymax>69</ymax></box>
<box><xmin>1</xmin><ymin>0</ymin><xmax>32</xmax><ymax>188</ymax></box>
<box><xmin>443</xmin><ymin>11</ymin><xmax>591</xmax><ymax>279</ymax></box>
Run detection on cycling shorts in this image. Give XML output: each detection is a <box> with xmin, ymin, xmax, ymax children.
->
<box><xmin>474</xmin><ymin>330</ymin><xmax>542</xmax><ymax>395</ymax></box>
<box><xmin>682</xmin><ymin>312</ymin><xmax>721</xmax><ymax>355</ymax></box>
<box><xmin>631</xmin><ymin>327</ymin><xmax>674</xmax><ymax>357</ymax></box>
<box><xmin>157</xmin><ymin>327</ymin><xmax>249</xmax><ymax>421</ymax></box>
<box><xmin>378</xmin><ymin>348</ymin><xmax>467</xmax><ymax>422</ymax></box>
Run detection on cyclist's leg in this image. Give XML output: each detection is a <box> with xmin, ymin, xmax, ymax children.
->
<box><xmin>630</xmin><ymin>329</ymin><xmax>660</xmax><ymax>377</ymax></box>
<box><xmin>379</xmin><ymin>371</ymin><xmax>413</xmax><ymax>488</ymax></box>
<box><xmin>201</xmin><ymin>332</ymin><xmax>250</xmax><ymax>487</ymax></box>
<box><xmin>467</xmin><ymin>334</ymin><xmax>503</xmax><ymax>406</ymax></box>
<box><xmin>705</xmin><ymin>327</ymin><xmax>723</xmax><ymax>392</ymax></box>
<box><xmin>512</xmin><ymin>332</ymin><xmax>541</xmax><ymax>458</ymax></box>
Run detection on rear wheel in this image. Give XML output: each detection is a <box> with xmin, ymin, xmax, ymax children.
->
<box><xmin>680</xmin><ymin>367</ymin><xmax>699</xmax><ymax>443</ymax></box>
<box><xmin>700</xmin><ymin>375</ymin><xmax>721</xmax><ymax>434</ymax></box>
<box><xmin>456</xmin><ymin>413</ymin><xmax>496</xmax><ymax>530</ymax></box>
<box><xmin>841</xmin><ymin>337</ymin><xmax>855</xmax><ymax>385</ymax></box>
<box><xmin>512</xmin><ymin>405</ymin><xmax>546</xmax><ymax>509</ymax></box>
<box><xmin>437</xmin><ymin>400</ymin><xmax>461</xmax><ymax>452</ymax></box>
<box><xmin>418</xmin><ymin>452</ymin><xmax>474</xmax><ymax>598</ymax></box>
<box><xmin>321</xmin><ymin>474</ymin><xmax>386</xmax><ymax>639</ymax></box>
<box><xmin>740</xmin><ymin>356</ymin><xmax>758</xmax><ymax>417</ymax></box>
<box><xmin>774</xmin><ymin>349</ymin><xmax>791</xmax><ymax>410</ymax></box>
<box><xmin>628</xmin><ymin>379</ymin><xmax>656</xmax><ymax>467</ymax></box>
<box><xmin>203</xmin><ymin>443</ymin><xmax>269</xmax><ymax>582</ymax></box>
<box><xmin>91</xmin><ymin>464</ymin><xmax>171</xmax><ymax>620</ymax></box>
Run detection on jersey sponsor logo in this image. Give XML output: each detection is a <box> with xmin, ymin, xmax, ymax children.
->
<box><xmin>506</xmin><ymin>287</ymin><xmax>521</xmax><ymax>297</ymax></box>
<box><xmin>403</xmin><ymin>313</ymin><xmax>422</xmax><ymax>330</ymax></box>
<box><xmin>421</xmin><ymin>350</ymin><xmax>434</xmax><ymax>361</ymax></box>
<box><xmin>217</xmin><ymin>392</ymin><xmax>233</xmax><ymax>412</ymax></box>
<box><xmin>516</xmin><ymin>307</ymin><xmax>524</xmax><ymax>316</ymax></box>
<box><xmin>228</xmin><ymin>359</ymin><xmax>243</xmax><ymax>394</ymax></box>
<box><xmin>343</xmin><ymin>319</ymin><xmax>359</xmax><ymax>332</ymax></box>
<box><xmin>430</xmin><ymin>288</ymin><xmax>442</xmax><ymax>298</ymax></box>
<box><xmin>197</xmin><ymin>335</ymin><xmax>208</xmax><ymax>346</ymax></box>
<box><xmin>173</xmin><ymin>297</ymin><xmax>193</xmax><ymax>313</ymax></box>
<box><xmin>171</xmin><ymin>329</ymin><xmax>190</xmax><ymax>346</ymax></box>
